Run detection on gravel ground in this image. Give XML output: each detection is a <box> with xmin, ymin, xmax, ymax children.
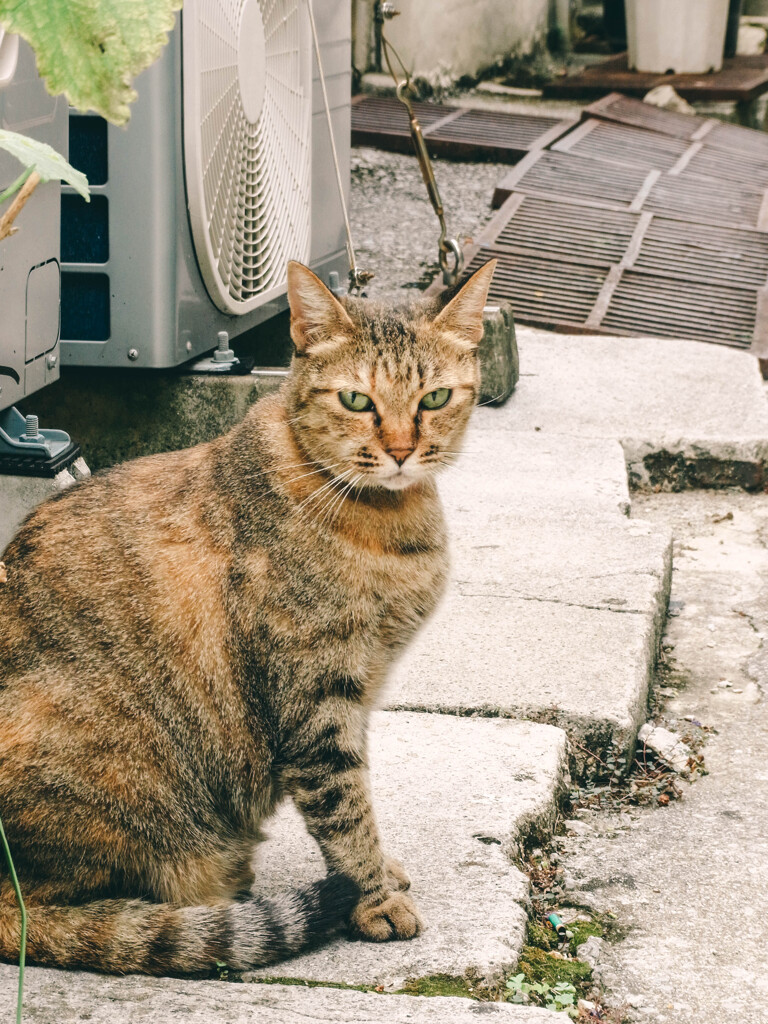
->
<box><xmin>348</xmin><ymin>147</ymin><xmax>505</xmax><ymax>301</ymax></box>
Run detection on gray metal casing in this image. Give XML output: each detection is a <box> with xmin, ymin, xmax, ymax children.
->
<box><xmin>0</xmin><ymin>40</ymin><xmax>67</xmax><ymax>412</ymax></box>
<box><xmin>61</xmin><ymin>1</ymin><xmax>351</xmax><ymax>369</ymax></box>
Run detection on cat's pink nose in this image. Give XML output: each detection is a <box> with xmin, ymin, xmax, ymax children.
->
<box><xmin>388</xmin><ymin>449</ymin><xmax>413</xmax><ymax>466</ymax></box>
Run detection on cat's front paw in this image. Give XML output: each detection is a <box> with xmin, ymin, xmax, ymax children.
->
<box><xmin>351</xmin><ymin>891</ymin><xmax>423</xmax><ymax>941</ymax></box>
<box><xmin>383</xmin><ymin>855</ymin><xmax>411</xmax><ymax>892</ymax></box>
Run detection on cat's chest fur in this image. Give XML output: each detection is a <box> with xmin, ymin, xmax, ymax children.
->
<box><xmin>230</xmin><ymin>495</ymin><xmax>448</xmax><ymax>690</ymax></box>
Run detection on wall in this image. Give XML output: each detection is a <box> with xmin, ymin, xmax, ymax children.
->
<box><xmin>352</xmin><ymin>0</ymin><xmax>551</xmax><ymax>84</ymax></box>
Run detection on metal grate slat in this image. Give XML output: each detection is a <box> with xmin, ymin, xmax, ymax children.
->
<box><xmin>584</xmin><ymin>92</ymin><xmax>768</xmax><ymax>159</ymax></box>
<box><xmin>508</xmin><ymin>150</ymin><xmax>648</xmax><ymax>206</ymax></box>
<box><xmin>602</xmin><ymin>273</ymin><xmax>756</xmax><ymax>347</ymax></box>
<box><xmin>555</xmin><ymin>120</ymin><xmax>691</xmax><ymax>170</ymax></box>
<box><xmin>466</xmin><ymin>246</ymin><xmax>607</xmax><ymax>323</ymax></box>
<box><xmin>496</xmin><ymin>196</ymin><xmax>638</xmax><ymax>265</ymax></box>
<box><xmin>351</xmin><ymin>96</ymin><xmax>574</xmax><ymax>162</ymax></box>
<box><xmin>583</xmin><ymin>92</ymin><xmax>708</xmax><ymax>138</ymax></box>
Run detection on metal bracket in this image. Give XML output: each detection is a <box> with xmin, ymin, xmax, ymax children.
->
<box><xmin>190</xmin><ymin>331</ymin><xmax>241</xmax><ymax>374</ymax></box>
<box><xmin>0</xmin><ymin>406</ymin><xmax>71</xmax><ymax>461</ymax></box>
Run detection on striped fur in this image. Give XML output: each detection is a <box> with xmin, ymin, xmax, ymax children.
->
<box><xmin>0</xmin><ymin>261</ymin><xmax>496</xmax><ymax>974</ymax></box>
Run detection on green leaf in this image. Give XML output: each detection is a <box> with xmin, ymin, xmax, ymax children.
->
<box><xmin>0</xmin><ymin>0</ymin><xmax>182</xmax><ymax>125</ymax></box>
<box><xmin>0</xmin><ymin>131</ymin><xmax>89</xmax><ymax>199</ymax></box>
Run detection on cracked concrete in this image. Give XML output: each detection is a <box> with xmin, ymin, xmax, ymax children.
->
<box><xmin>557</xmin><ymin>491</ymin><xmax>768</xmax><ymax>1024</ymax></box>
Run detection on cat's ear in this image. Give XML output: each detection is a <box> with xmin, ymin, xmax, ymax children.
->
<box><xmin>287</xmin><ymin>261</ymin><xmax>354</xmax><ymax>355</ymax></box>
<box><xmin>433</xmin><ymin>259</ymin><xmax>497</xmax><ymax>350</ymax></box>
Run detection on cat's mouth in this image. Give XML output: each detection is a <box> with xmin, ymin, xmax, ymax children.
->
<box><xmin>379</xmin><ymin>467</ymin><xmax>419</xmax><ymax>491</ymax></box>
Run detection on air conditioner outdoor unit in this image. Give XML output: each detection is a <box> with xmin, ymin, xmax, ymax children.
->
<box><xmin>60</xmin><ymin>0</ymin><xmax>351</xmax><ymax>369</ymax></box>
<box><xmin>0</xmin><ymin>31</ymin><xmax>67</xmax><ymax>411</ymax></box>
<box><xmin>0</xmin><ymin>31</ymin><xmax>86</xmax><ymax>549</ymax></box>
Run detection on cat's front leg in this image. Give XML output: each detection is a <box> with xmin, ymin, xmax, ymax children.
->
<box><xmin>281</xmin><ymin>694</ymin><xmax>421</xmax><ymax>942</ymax></box>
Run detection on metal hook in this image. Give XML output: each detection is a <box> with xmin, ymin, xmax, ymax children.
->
<box><xmin>439</xmin><ymin>238</ymin><xmax>464</xmax><ymax>287</ymax></box>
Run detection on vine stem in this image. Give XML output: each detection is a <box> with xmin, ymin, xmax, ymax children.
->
<box><xmin>0</xmin><ymin>811</ymin><xmax>26</xmax><ymax>1024</ymax></box>
<box><xmin>0</xmin><ymin>170</ymin><xmax>41</xmax><ymax>243</ymax></box>
<box><xmin>0</xmin><ymin>167</ymin><xmax>34</xmax><ymax>206</ymax></box>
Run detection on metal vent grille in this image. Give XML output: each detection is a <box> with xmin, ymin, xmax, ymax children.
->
<box><xmin>465</xmin><ymin>246</ymin><xmax>607</xmax><ymax>326</ymax></box>
<box><xmin>351</xmin><ymin>95</ymin><xmax>573</xmax><ymax>161</ymax></box>
<box><xmin>584</xmin><ymin>92</ymin><xmax>707</xmax><ymax>139</ymax></box>
<box><xmin>183</xmin><ymin>0</ymin><xmax>312</xmax><ymax>313</ymax></box>
<box><xmin>351</xmin><ymin>96</ymin><xmax>453</xmax><ymax>146</ymax></box>
<box><xmin>643</xmin><ymin>174</ymin><xmax>765</xmax><ymax>230</ymax></box>
<box><xmin>686</xmin><ymin>145</ymin><xmax>768</xmax><ymax>190</ymax></box>
<box><xmin>634</xmin><ymin>218</ymin><xmax>768</xmax><ymax>288</ymax></box>
<box><xmin>601</xmin><ymin>272</ymin><xmax>756</xmax><ymax>348</ymax></box>
<box><xmin>705</xmin><ymin>119</ymin><xmax>768</xmax><ymax>158</ymax></box>
<box><xmin>495</xmin><ymin>196</ymin><xmax>637</xmax><ymax>265</ymax></box>
<box><xmin>584</xmin><ymin>92</ymin><xmax>768</xmax><ymax>159</ymax></box>
<box><xmin>553</xmin><ymin>120</ymin><xmax>690</xmax><ymax>171</ymax></box>
<box><xmin>453</xmin><ymin>189</ymin><xmax>767</xmax><ymax>351</ymax></box>
<box><xmin>493</xmin><ymin>150</ymin><xmax>649</xmax><ymax>209</ymax></box>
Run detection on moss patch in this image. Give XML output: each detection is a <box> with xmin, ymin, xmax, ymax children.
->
<box><xmin>396</xmin><ymin>974</ymin><xmax>479</xmax><ymax>999</ymax></box>
<box><xmin>526</xmin><ymin>919</ymin><xmax>558</xmax><ymax>952</ymax></box>
<box><xmin>517</xmin><ymin>946</ymin><xmax>592</xmax><ymax>989</ymax></box>
<box><xmin>255</xmin><ymin>976</ymin><xmax>373</xmax><ymax>993</ymax></box>
<box><xmin>568</xmin><ymin>920</ymin><xmax>604</xmax><ymax>955</ymax></box>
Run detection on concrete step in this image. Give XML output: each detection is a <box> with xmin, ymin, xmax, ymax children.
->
<box><xmin>247</xmin><ymin>712</ymin><xmax>567</xmax><ymax>989</ymax></box>
<box><xmin>458</xmin><ymin>415</ymin><xmax>632</xmax><ymax>516</ymax></box>
<box><xmin>386</xmin><ymin>426</ymin><xmax>673</xmax><ymax>759</ymax></box>
<box><xmin>0</xmin><ymin>970</ymin><xmax>556</xmax><ymax>1023</ymax></box>
<box><xmin>508</xmin><ymin>329</ymin><xmax>768</xmax><ymax>491</ymax></box>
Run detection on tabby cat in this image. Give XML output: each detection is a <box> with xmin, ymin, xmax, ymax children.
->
<box><xmin>0</xmin><ymin>258</ymin><xmax>496</xmax><ymax>975</ymax></box>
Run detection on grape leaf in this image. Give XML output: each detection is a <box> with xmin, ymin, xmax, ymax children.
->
<box><xmin>0</xmin><ymin>130</ymin><xmax>89</xmax><ymax>199</ymax></box>
<box><xmin>0</xmin><ymin>0</ymin><xmax>182</xmax><ymax>126</ymax></box>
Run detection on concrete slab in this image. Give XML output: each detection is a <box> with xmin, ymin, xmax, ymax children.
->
<box><xmin>458</xmin><ymin>415</ymin><xmax>632</xmax><ymax>516</ymax></box>
<box><xmin>401</xmin><ymin>421</ymin><xmax>673</xmax><ymax>753</ymax></box>
<box><xmin>449</xmin><ymin>514</ymin><xmax>671</xmax><ymax>615</ymax></box>
<box><xmin>0</xmin><ymin>971</ymin><xmax>555</xmax><ymax>1023</ymax></box>
<box><xmin>246</xmin><ymin>712</ymin><xmax>567</xmax><ymax>989</ymax></box>
<box><xmin>387</xmin><ymin>593</ymin><xmax>663</xmax><ymax>757</ymax></box>
<box><xmin>506</xmin><ymin>329</ymin><xmax>768</xmax><ymax>490</ymax></box>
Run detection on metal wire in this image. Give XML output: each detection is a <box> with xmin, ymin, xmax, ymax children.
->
<box><xmin>305</xmin><ymin>0</ymin><xmax>373</xmax><ymax>292</ymax></box>
<box><xmin>0</xmin><ymin>811</ymin><xmax>26</xmax><ymax>1024</ymax></box>
<box><xmin>380</xmin><ymin>30</ymin><xmax>464</xmax><ymax>286</ymax></box>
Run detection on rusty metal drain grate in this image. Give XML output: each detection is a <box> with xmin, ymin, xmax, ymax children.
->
<box><xmin>553</xmin><ymin>119</ymin><xmax>691</xmax><ymax>171</ymax></box>
<box><xmin>492</xmin><ymin>149</ymin><xmax>768</xmax><ymax>231</ymax></box>
<box><xmin>601</xmin><ymin>272</ymin><xmax>757</xmax><ymax>347</ymax></box>
<box><xmin>492</xmin><ymin>150</ymin><xmax>651</xmax><ymax>209</ymax></box>
<box><xmin>351</xmin><ymin>95</ymin><xmax>575</xmax><ymax>161</ymax></box>
<box><xmin>553</xmin><ymin>119</ymin><xmax>768</xmax><ymax>189</ymax></box>
<box><xmin>584</xmin><ymin>92</ymin><xmax>768</xmax><ymax>159</ymax></box>
<box><xmin>464</xmin><ymin>244</ymin><xmax>608</xmax><ymax>326</ymax></box>
<box><xmin>642</xmin><ymin>174</ymin><xmax>766</xmax><ymax>231</ymax></box>
<box><xmin>452</xmin><ymin>192</ymin><xmax>768</xmax><ymax>351</ymax></box>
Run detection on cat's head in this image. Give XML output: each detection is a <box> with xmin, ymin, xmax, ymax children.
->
<box><xmin>285</xmin><ymin>260</ymin><xmax>496</xmax><ymax>492</ymax></box>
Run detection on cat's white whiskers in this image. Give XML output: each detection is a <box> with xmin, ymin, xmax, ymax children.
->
<box><xmin>475</xmin><ymin>394</ymin><xmax>505</xmax><ymax>408</ymax></box>
<box><xmin>323</xmin><ymin>474</ymin><xmax>362</xmax><ymax>530</ymax></box>
<box><xmin>295</xmin><ymin>474</ymin><xmax>346</xmax><ymax>513</ymax></box>
<box><xmin>282</xmin><ymin>461</ymin><xmax>346</xmax><ymax>487</ymax></box>
<box><xmin>295</xmin><ymin>468</ymin><xmax>356</xmax><ymax>519</ymax></box>
<box><xmin>243</xmin><ymin>459</ymin><xmax>323</xmax><ymax>482</ymax></box>
<box><xmin>313</xmin><ymin>470</ymin><xmax>358</xmax><ymax>527</ymax></box>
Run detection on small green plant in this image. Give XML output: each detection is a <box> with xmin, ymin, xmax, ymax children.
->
<box><xmin>506</xmin><ymin>973</ymin><xmax>578</xmax><ymax>1016</ymax></box>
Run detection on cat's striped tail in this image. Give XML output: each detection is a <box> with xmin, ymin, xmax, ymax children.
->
<box><xmin>0</xmin><ymin>874</ymin><xmax>357</xmax><ymax>975</ymax></box>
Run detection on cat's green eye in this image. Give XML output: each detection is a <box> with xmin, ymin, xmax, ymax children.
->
<box><xmin>339</xmin><ymin>390</ymin><xmax>374</xmax><ymax>412</ymax></box>
<box><xmin>420</xmin><ymin>388</ymin><xmax>452</xmax><ymax>410</ymax></box>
